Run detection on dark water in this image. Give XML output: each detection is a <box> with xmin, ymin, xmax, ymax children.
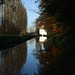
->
<box><xmin>0</xmin><ymin>36</ymin><xmax>75</xmax><ymax>75</ymax></box>
<box><xmin>0</xmin><ymin>41</ymin><xmax>27</xmax><ymax>75</ymax></box>
<box><xmin>0</xmin><ymin>36</ymin><xmax>48</xmax><ymax>75</ymax></box>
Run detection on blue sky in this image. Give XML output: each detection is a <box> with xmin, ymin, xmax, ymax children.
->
<box><xmin>21</xmin><ymin>0</ymin><xmax>40</xmax><ymax>32</ymax></box>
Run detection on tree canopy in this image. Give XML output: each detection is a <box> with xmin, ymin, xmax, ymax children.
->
<box><xmin>36</xmin><ymin>0</ymin><xmax>75</xmax><ymax>35</ymax></box>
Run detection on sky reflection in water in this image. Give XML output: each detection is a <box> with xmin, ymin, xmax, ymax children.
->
<box><xmin>20</xmin><ymin>36</ymin><xmax>47</xmax><ymax>75</ymax></box>
<box><xmin>20</xmin><ymin>38</ymin><xmax>39</xmax><ymax>75</ymax></box>
<box><xmin>0</xmin><ymin>36</ymin><xmax>47</xmax><ymax>75</ymax></box>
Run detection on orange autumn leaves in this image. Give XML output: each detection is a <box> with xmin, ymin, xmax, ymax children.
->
<box><xmin>36</xmin><ymin>14</ymin><xmax>63</xmax><ymax>34</ymax></box>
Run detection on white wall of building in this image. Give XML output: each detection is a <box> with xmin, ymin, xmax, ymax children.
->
<box><xmin>39</xmin><ymin>29</ymin><xmax>47</xmax><ymax>35</ymax></box>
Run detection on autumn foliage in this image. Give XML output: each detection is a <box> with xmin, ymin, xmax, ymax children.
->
<box><xmin>36</xmin><ymin>0</ymin><xmax>75</xmax><ymax>35</ymax></box>
<box><xmin>36</xmin><ymin>13</ymin><xmax>62</xmax><ymax>35</ymax></box>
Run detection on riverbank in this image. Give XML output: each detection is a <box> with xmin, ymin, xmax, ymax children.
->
<box><xmin>46</xmin><ymin>33</ymin><xmax>75</xmax><ymax>75</ymax></box>
<box><xmin>0</xmin><ymin>35</ymin><xmax>37</xmax><ymax>50</ymax></box>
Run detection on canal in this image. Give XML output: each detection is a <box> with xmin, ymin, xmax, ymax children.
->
<box><xmin>0</xmin><ymin>36</ymin><xmax>74</xmax><ymax>75</ymax></box>
<box><xmin>0</xmin><ymin>36</ymin><xmax>48</xmax><ymax>75</ymax></box>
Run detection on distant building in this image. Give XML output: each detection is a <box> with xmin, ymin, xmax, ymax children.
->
<box><xmin>39</xmin><ymin>26</ymin><xmax>47</xmax><ymax>35</ymax></box>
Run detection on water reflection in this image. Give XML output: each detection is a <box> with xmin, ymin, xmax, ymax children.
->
<box><xmin>39</xmin><ymin>36</ymin><xmax>47</xmax><ymax>44</ymax></box>
<box><xmin>35</xmin><ymin>36</ymin><xmax>47</xmax><ymax>53</ymax></box>
<box><xmin>0</xmin><ymin>42</ymin><xmax>27</xmax><ymax>75</ymax></box>
<box><xmin>34</xmin><ymin>37</ymin><xmax>62</xmax><ymax>75</ymax></box>
<box><xmin>20</xmin><ymin>38</ymin><xmax>39</xmax><ymax>75</ymax></box>
<box><xmin>0</xmin><ymin>36</ymin><xmax>63</xmax><ymax>75</ymax></box>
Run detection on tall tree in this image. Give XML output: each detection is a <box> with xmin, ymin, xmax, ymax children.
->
<box><xmin>39</xmin><ymin>0</ymin><xmax>75</xmax><ymax>27</ymax></box>
<box><xmin>0</xmin><ymin>0</ymin><xmax>27</xmax><ymax>35</ymax></box>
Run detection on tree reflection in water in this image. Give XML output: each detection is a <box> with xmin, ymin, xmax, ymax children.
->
<box><xmin>0</xmin><ymin>42</ymin><xmax>27</xmax><ymax>75</ymax></box>
<box><xmin>34</xmin><ymin>36</ymin><xmax>62</xmax><ymax>75</ymax></box>
<box><xmin>0</xmin><ymin>36</ymin><xmax>74</xmax><ymax>75</ymax></box>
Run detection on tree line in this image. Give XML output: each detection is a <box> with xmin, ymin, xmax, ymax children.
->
<box><xmin>0</xmin><ymin>0</ymin><xmax>27</xmax><ymax>35</ymax></box>
<box><xmin>36</xmin><ymin>0</ymin><xmax>75</xmax><ymax>36</ymax></box>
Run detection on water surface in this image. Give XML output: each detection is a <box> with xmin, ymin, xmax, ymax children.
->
<box><xmin>0</xmin><ymin>36</ymin><xmax>67</xmax><ymax>75</ymax></box>
<box><xmin>0</xmin><ymin>36</ymin><xmax>48</xmax><ymax>75</ymax></box>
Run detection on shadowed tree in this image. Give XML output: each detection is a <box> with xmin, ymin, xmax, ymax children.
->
<box><xmin>36</xmin><ymin>0</ymin><xmax>75</xmax><ymax>36</ymax></box>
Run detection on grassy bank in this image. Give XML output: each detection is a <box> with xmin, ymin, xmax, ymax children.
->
<box><xmin>0</xmin><ymin>35</ymin><xmax>37</xmax><ymax>50</ymax></box>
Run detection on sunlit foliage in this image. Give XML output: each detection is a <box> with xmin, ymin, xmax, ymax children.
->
<box><xmin>0</xmin><ymin>0</ymin><xmax>27</xmax><ymax>35</ymax></box>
